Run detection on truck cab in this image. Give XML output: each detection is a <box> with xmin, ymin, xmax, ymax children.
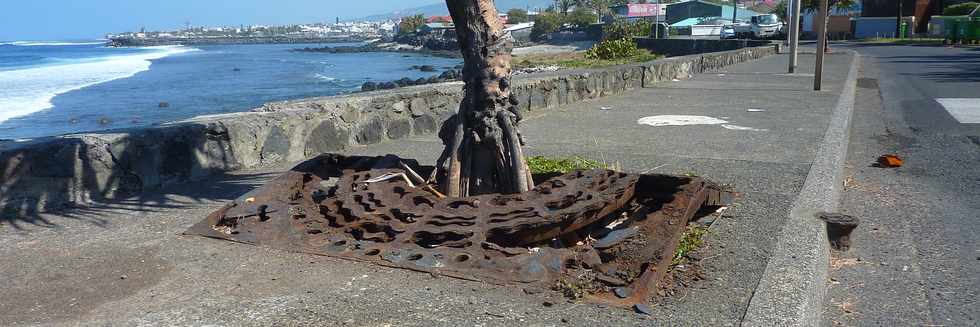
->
<box><xmin>749</xmin><ymin>14</ymin><xmax>785</xmax><ymax>39</ymax></box>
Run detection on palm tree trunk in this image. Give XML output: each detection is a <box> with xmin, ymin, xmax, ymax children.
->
<box><xmin>435</xmin><ymin>0</ymin><xmax>533</xmax><ymax>197</ymax></box>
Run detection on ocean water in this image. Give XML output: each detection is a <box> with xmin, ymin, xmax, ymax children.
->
<box><xmin>0</xmin><ymin>41</ymin><xmax>461</xmax><ymax>140</ymax></box>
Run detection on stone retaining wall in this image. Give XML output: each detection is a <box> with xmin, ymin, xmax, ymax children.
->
<box><xmin>0</xmin><ymin>45</ymin><xmax>776</xmax><ymax>214</ymax></box>
<box><xmin>635</xmin><ymin>38</ymin><xmax>777</xmax><ymax>57</ymax></box>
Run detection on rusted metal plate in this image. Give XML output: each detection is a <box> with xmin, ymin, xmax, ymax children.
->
<box><xmin>186</xmin><ymin>154</ymin><xmax>722</xmax><ymax>308</ymax></box>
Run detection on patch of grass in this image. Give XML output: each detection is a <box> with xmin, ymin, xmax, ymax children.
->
<box><xmin>513</xmin><ymin>50</ymin><xmax>661</xmax><ymax>70</ymax></box>
<box><xmin>673</xmin><ymin>225</ymin><xmax>708</xmax><ymax>266</ymax></box>
<box><xmin>526</xmin><ymin>156</ymin><xmax>607</xmax><ymax>174</ymax></box>
<box><xmin>555</xmin><ymin>277</ymin><xmax>589</xmax><ymax>299</ymax></box>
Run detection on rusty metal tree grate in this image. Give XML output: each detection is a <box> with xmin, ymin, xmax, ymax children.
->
<box><xmin>186</xmin><ymin>154</ymin><xmax>724</xmax><ymax>308</ymax></box>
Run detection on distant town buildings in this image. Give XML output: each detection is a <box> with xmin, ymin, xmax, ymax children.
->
<box><xmin>107</xmin><ymin>21</ymin><xmax>398</xmax><ymax>42</ymax></box>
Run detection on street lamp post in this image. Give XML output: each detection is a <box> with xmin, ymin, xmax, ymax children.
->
<box><xmin>789</xmin><ymin>0</ymin><xmax>802</xmax><ymax>73</ymax></box>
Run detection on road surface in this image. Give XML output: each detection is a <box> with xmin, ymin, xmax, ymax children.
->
<box><xmin>824</xmin><ymin>43</ymin><xmax>980</xmax><ymax>326</ymax></box>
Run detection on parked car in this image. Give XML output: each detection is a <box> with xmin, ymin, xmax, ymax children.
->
<box><xmin>733</xmin><ymin>14</ymin><xmax>785</xmax><ymax>39</ymax></box>
<box><xmin>720</xmin><ymin>25</ymin><xmax>736</xmax><ymax>39</ymax></box>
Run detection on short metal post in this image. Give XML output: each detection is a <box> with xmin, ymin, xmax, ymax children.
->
<box><xmin>814</xmin><ymin>0</ymin><xmax>828</xmax><ymax>91</ymax></box>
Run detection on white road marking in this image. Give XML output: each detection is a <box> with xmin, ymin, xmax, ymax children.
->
<box><xmin>936</xmin><ymin>98</ymin><xmax>980</xmax><ymax>123</ymax></box>
<box><xmin>637</xmin><ymin>115</ymin><xmax>727</xmax><ymax>127</ymax></box>
<box><xmin>636</xmin><ymin>115</ymin><xmax>767</xmax><ymax>132</ymax></box>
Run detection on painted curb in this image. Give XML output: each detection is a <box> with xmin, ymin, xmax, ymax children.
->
<box><xmin>741</xmin><ymin>52</ymin><xmax>862</xmax><ymax>326</ymax></box>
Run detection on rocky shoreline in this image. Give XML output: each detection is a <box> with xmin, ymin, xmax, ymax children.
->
<box><xmin>294</xmin><ymin>42</ymin><xmax>460</xmax><ymax>58</ymax></box>
<box><xmin>108</xmin><ymin>36</ymin><xmax>364</xmax><ymax>47</ymax></box>
<box><xmin>360</xmin><ymin>69</ymin><xmax>462</xmax><ymax>92</ymax></box>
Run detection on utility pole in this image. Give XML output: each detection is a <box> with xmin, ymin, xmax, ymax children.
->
<box><xmin>814</xmin><ymin>0</ymin><xmax>829</xmax><ymax>90</ymax></box>
<box><xmin>789</xmin><ymin>0</ymin><xmax>802</xmax><ymax>73</ymax></box>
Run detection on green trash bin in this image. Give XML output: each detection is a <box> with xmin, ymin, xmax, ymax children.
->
<box><xmin>965</xmin><ymin>18</ymin><xmax>980</xmax><ymax>42</ymax></box>
<box><xmin>945</xmin><ymin>17</ymin><xmax>960</xmax><ymax>42</ymax></box>
<box><xmin>945</xmin><ymin>16</ymin><xmax>971</xmax><ymax>43</ymax></box>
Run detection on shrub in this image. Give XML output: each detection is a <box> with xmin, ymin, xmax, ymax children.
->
<box><xmin>944</xmin><ymin>2</ymin><xmax>980</xmax><ymax>16</ymax></box>
<box><xmin>398</xmin><ymin>15</ymin><xmax>425</xmax><ymax>36</ymax></box>
<box><xmin>603</xmin><ymin>19</ymin><xmax>652</xmax><ymax>41</ymax></box>
<box><xmin>565</xmin><ymin>7</ymin><xmax>599</xmax><ymax>28</ymax></box>
<box><xmin>507</xmin><ymin>8</ymin><xmax>529</xmax><ymax>24</ymax></box>
<box><xmin>585</xmin><ymin>38</ymin><xmax>642</xmax><ymax>60</ymax></box>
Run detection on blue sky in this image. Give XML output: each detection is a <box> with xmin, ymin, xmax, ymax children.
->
<box><xmin>0</xmin><ymin>0</ymin><xmax>440</xmax><ymax>41</ymax></box>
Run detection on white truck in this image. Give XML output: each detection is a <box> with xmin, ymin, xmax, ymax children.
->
<box><xmin>733</xmin><ymin>14</ymin><xmax>786</xmax><ymax>39</ymax></box>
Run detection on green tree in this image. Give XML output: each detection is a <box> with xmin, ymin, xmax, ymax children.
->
<box><xmin>566</xmin><ymin>6</ymin><xmax>599</xmax><ymax>27</ymax></box>
<box><xmin>580</xmin><ymin>0</ymin><xmax>625</xmax><ymax>18</ymax></box>
<box><xmin>531</xmin><ymin>11</ymin><xmax>563</xmax><ymax>40</ymax></box>
<box><xmin>770</xmin><ymin>1</ymin><xmax>788</xmax><ymax>21</ymax></box>
<box><xmin>398</xmin><ymin>15</ymin><xmax>426</xmax><ymax>35</ymax></box>
<box><xmin>943</xmin><ymin>2</ymin><xmax>980</xmax><ymax>16</ymax></box>
<box><xmin>802</xmin><ymin>0</ymin><xmax>857</xmax><ymax>13</ymax></box>
<box><xmin>557</xmin><ymin>0</ymin><xmax>576</xmax><ymax>15</ymax></box>
<box><xmin>602</xmin><ymin>19</ymin><xmax>652</xmax><ymax>40</ymax></box>
<box><xmin>507</xmin><ymin>8</ymin><xmax>529</xmax><ymax>24</ymax></box>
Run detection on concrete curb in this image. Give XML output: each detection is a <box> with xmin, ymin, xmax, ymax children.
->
<box><xmin>741</xmin><ymin>52</ymin><xmax>861</xmax><ymax>326</ymax></box>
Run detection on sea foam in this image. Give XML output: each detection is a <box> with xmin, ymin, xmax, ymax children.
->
<box><xmin>0</xmin><ymin>46</ymin><xmax>198</xmax><ymax>123</ymax></box>
<box><xmin>1</xmin><ymin>41</ymin><xmax>106</xmax><ymax>46</ymax></box>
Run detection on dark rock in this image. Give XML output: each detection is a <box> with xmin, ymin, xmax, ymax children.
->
<box><xmin>613</xmin><ymin>287</ymin><xmax>632</xmax><ymax>298</ymax></box>
<box><xmin>415</xmin><ymin>77</ymin><xmax>428</xmax><ymax>85</ymax></box>
<box><xmin>380</xmin><ymin>82</ymin><xmax>397</xmax><ymax>90</ymax></box>
<box><xmin>438</xmin><ymin>69</ymin><xmax>461</xmax><ymax>80</ymax></box>
<box><xmin>355</xmin><ymin>117</ymin><xmax>385</xmax><ymax>144</ymax></box>
<box><xmin>418</xmin><ymin>65</ymin><xmax>436</xmax><ymax>72</ymax></box>
<box><xmin>261</xmin><ymin>127</ymin><xmax>291</xmax><ymax>162</ymax></box>
<box><xmin>158</xmin><ymin>102</ymin><xmax>170</xmax><ymax>108</ymax></box>
<box><xmin>412</xmin><ymin>114</ymin><xmax>438</xmax><ymax>135</ymax></box>
<box><xmin>161</xmin><ymin>136</ymin><xmax>196</xmax><ymax>179</ymax></box>
<box><xmin>98</xmin><ymin>117</ymin><xmax>111</xmax><ymax>125</ymax></box>
<box><xmin>395</xmin><ymin>77</ymin><xmax>415</xmax><ymax>87</ymax></box>
<box><xmin>306</xmin><ymin>121</ymin><xmax>350</xmax><ymax>154</ymax></box>
<box><xmin>634</xmin><ymin>303</ymin><xmax>653</xmax><ymax>315</ymax></box>
<box><xmin>233</xmin><ymin>68</ymin><xmax>241</xmax><ymax>72</ymax></box>
<box><xmin>361</xmin><ymin>82</ymin><xmax>378</xmax><ymax>92</ymax></box>
<box><xmin>426</xmin><ymin>76</ymin><xmax>441</xmax><ymax>84</ymax></box>
<box><xmin>386</xmin><ymin>119</ymin><xmax>412</xmax><ymax>139</ymax></box>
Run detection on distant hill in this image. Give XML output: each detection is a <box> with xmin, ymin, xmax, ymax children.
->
<box><xmin>361</xmin><ymin>0</ymin><xmax>554</xmax><ymax>21</ymax></box>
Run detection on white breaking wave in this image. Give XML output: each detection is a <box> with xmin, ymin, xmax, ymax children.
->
<box><xmin>0</xmin><ymin>46</ymin><xmax>198</xmax><ymax>123</ymax></box>
<box><xmin>2</xmin><ymin>41</ymin><xmax>106</xmax><ymax>46</ymax></box>
<box><xmin>314</xmin><ymin>73</ymin><xmax>338</xmax><ymax>81</ymax></box>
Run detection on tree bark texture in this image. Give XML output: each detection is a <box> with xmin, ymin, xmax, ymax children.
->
<box><xmin>435</xmin><ymin>0</ymin><xmax>533</xmax><ymax>197</ymax></box>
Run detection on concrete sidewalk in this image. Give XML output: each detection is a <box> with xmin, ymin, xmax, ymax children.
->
<box><xmin>0</xmin><ymin>52</ymin><xmax>855</xmax><ymax>326</ymax></box>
